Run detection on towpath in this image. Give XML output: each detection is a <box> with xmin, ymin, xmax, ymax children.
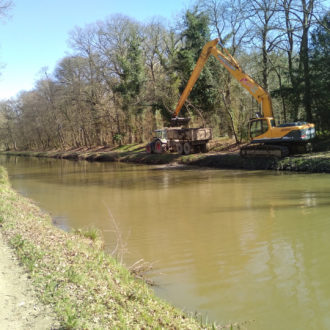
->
<box><xmin>0</xmin><ymin>232</ymin><xmax>58</xmax><ymax>329</ymax></box>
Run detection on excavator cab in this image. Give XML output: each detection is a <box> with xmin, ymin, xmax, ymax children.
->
<box><xmin>249</xmin><ymin>119</ymin><xmax>269</xmax><ymax>139</ymax></box>
<box><xmin>249</xmin><ymin>118</ymin><xmax>275</xmax><ymax>140</ymax></box>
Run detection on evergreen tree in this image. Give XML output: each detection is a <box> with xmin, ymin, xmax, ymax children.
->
<box><xmin>115</xmin><ymin>28</ymin><xmax>146</xmax><ymax>143</ymax></box>
<box><xmin>115</xmin><ymin>30</ymin><xmax>145</xmax><ymax>107</ymax></box>
<box><xmin>175</xmin><ymin>8</ymin><xmax>220</xmax><ymax>119</ymax></box>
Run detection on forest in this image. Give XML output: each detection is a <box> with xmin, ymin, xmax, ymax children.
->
<box><xmin>0</xmin><ymin>0</ymin><xmax>329</xmax><ymax>151</ymax></box>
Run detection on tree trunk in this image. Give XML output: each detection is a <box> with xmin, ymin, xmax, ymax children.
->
<box><xmin>299</xmin><ymin>0</ymin><xmax>314</xmax><ymax>122</ymax></box>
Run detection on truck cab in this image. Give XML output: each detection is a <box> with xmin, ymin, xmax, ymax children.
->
<box><xmin>154</xmin><ymin>129</ymin><xmax>167</xmax><ymax>142</ymax></box>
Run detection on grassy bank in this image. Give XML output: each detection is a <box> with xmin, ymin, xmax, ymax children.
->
<box><xmin>179</xmin><ymin>151</ymin><xmax>330</xmax><ymax>173</ymax></box>
<box><xmin>0</xmin><ymin>166</ymin><xmax>217</xmax><ymax>329</ymax></box>
<box><xmin>1</xmin><ymin>144</ymin><xmax>182</xmax><ymax>165</ymax></box>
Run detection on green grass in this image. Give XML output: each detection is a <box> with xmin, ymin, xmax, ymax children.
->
<box><xmin>73</xmin><ymin>226</ymin><xmax>101</xmax><ymax>241</ymax></box>
<box><xmin>113</xmin><ymin>143</ymin><xmax>145</xmax><ymax>152</ymax></box>
<box><xmin>0</xmin><ymin>166</ymin><xmax>238</xmax><ymax>329</ymax></box>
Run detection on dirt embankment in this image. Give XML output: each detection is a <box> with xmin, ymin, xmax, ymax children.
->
<box><xmin>0</xmin><ymin>232</ymin><xmax>59</xmax><ymax>330</ymax></box>
<box><xmin>3</xmin><ymin>139</ymin><xmax>330</xmax><ymax>173</ymax></box>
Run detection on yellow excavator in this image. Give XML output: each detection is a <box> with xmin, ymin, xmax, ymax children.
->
<box><xmin>172</xmin><ymin>38</ymin><xmax>316</xmax><ymax>157</ymax></box>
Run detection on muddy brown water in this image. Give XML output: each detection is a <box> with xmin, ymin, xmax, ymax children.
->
<box><xmin>1</xmin><ymin>155</ymin><xmax>330</xmax><ymax>329</ymax></box>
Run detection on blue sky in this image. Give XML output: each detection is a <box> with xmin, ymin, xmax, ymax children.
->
<box><xmin>0</xmin><ymin>0</ymin><xmax>192</xmax><ymax>100</ymax></box>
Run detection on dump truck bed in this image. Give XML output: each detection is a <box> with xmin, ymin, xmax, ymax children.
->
<box><xmin>166</xmin><ymin>127</ymin><xmax>212</xmax><ymax>141</ymax></box>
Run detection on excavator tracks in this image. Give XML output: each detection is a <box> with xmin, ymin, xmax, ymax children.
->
<box><xmin>240</xmin><ymin>144</ymin><xmax>290</xmax><ymax>158</ymax></box>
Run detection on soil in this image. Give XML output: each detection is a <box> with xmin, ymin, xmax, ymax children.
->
<box><xmin>0</xmin><ymin>232</ymin><xmax>59</xmax><ymax>330</ymax></box>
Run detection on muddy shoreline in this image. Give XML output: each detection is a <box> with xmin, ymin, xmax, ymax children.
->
<box><xmin>2</xmin><ymin>146</ymin><xmax>330</xmax><ymax>173</ymax></box>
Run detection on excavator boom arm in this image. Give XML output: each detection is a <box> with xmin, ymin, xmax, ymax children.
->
<box><xmin>173</xmin><ymin>38</ymin><xmax>274</xmax><ymax>119</ymax></box>
<box><xmin>210</xmin><ymin>46</ymin><xmax>273</xmax><ymax>118</ymax></box>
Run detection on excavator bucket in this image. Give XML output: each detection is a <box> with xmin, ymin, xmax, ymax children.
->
<box><xmin>171</xmin><ymin>117</ymin><xmax>191</xmax><ymax>127</ymax></box>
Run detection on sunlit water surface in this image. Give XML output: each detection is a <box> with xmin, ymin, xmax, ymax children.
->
<box><xmin>1</xmin><ymin>155</ymin><xmax>330</xmax><ymax>329</ymax></box>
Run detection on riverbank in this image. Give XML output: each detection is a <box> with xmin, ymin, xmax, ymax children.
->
<box><xmin>2</xmin><ymin>137</ymin><xmax>330</xmax><ymax>173</ymax></box>
<box><xmin>0</xmin><ymin>166</ymin><xmax>218</xmax><ymax>329</ymax></box>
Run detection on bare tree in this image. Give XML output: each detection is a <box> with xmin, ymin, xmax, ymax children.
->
<box><xmin>0</xmin><ymin>0</ymin><xmax>12</xmax><ymax>19</ymax></box>
<box><xmin>298</xmin><ymin>0</ymin><xmax>315</xmax><ymax>122</ymax></box>
<box><xmin>199</xmin><ymin>0</ymin><xmax>253</xmax><ymax>141</ymax></box>
<box><xmin>245</xmin><ymin>0</ymin><xmax>282</xmax><ymax>91</ymax></box>
<box><xmin>275</xmin><ymin>0</ymin><xmax>324</xmax><ymax>121</ymax></box>
<box><xmin>0</xmin><ymin>0</ymin><xmax>13</xmax><ymax>77</ymax></box>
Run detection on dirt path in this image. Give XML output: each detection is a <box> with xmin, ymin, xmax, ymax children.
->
<box><xmin>0</xmin><ymin>232</ymin><xmax>59</xmax><ymax>330</ymax></box>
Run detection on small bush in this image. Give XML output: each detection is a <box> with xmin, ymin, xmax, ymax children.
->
<box><xmin>74</xmin><ymin>226</ymin><xmax>100</xmax><ymax>241</ymax></box>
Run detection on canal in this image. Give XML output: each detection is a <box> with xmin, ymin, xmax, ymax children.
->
<box><xmin>1</xmin><ymin>155</ymin><xmax>330</xmax><ymax>329</ymax></box>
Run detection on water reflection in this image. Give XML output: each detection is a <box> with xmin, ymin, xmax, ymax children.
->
<box><xmin>1</xmin><ymin>155</ymin><xmax>330</xmax><ymax>329</ymax></box>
